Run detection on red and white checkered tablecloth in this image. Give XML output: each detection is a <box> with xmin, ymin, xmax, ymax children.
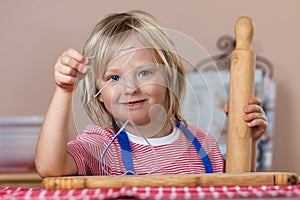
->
<box><xmin>1</xmin><ymin>185</ymin><xmax>300</xmax><ymax>199</ymax></box>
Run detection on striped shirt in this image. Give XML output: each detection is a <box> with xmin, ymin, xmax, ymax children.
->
<box><xmin>67</xmin><ymin>124</ymin><xmax>224</xmax><ymax>175</ymax></box>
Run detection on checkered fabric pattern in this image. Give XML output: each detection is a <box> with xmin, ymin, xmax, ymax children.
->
<box><xmin>1</xmin><ymin>185</ymin><xmax>300</xmax><ymax>199</ymax></box>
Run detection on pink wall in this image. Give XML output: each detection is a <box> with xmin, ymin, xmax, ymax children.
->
<box><xmin>1</xmin><ymin>1</ymin><xmax>299</xmax><ymax>174</ymax></box>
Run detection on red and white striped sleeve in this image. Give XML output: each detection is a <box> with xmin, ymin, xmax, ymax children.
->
<box><xmin>67</xmin><ymin>125</ymin><xmax>115</xmax><ymax>175</ymax></box>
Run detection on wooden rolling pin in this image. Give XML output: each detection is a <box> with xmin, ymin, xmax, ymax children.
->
<box><xmin>43</xmin><ymin>172</ymin><xmax>299</xmax><ymax>189</ymax></box>
<box><xmin>226</xmin><ymin>16</ymin><xmax>256</xmax><ymax>173</ymax></box>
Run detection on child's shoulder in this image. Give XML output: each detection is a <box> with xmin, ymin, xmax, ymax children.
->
<box><xmin>186</xmin><ymin>125</ymin><xmax>216</xmax><ymax>142</ymax></box>
<box><xmin>187</xmin><ymin>125</ymin><xmax>210</xmax><ymax>136</ymax></box>
<box><xmin>79</xmin><ymin>124</ymin><xmax>115</xmax><ymax>140</ymax></box>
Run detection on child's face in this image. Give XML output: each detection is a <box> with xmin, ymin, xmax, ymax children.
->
<box><xmin>97</xmin><ymin>46</ymin><xmax>167</xmax><ymax>126</ymax></box>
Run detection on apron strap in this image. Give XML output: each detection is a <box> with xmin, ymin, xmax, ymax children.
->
<box><xmin>175</xmin><ymin>121</ymin><xmax>213</xmax><ymax>173</ymax></box>
<box><xmin>116</xmin><ymin>121</ymin><xmax>213</xmax><ymax>174</ymax></box>
<box><xmin>117</xmin><ymin>129</ymin><xmax>135</xmax><ymax>175</ymax></box>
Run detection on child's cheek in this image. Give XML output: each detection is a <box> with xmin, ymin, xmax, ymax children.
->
<box><xmin>144</xmin><ymin>84</ymin><xmax>167</xmax><ymax>105</ymax></box>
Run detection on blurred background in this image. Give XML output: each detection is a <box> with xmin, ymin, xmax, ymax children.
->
<box><xmin>0</xmin><ymin>1</ymin><xmax>299</xmax><ymax>174</ymax></box>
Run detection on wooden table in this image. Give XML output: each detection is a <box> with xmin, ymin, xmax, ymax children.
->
<box><xmin>1</xmin><ymin>173</ymin><xmax>299</xmax><ymax>199</ymax></box>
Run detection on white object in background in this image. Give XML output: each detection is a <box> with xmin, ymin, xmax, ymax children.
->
<box><xmin>0</xmin><ymin>116</ymin><xmax>43</xmax><ymax>172</ymax></box>
<box><xmin>181</xmin><ymin>69</ymin><xmax>265</xmax><ymax>157</ymax></box>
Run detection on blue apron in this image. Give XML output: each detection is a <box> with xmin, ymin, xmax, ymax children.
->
<box><xmin>116</xmin><ymin>121</ymin><xmax>213</xmax><ymax>175</ymax></box>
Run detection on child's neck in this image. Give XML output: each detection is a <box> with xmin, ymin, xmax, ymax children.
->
<box><xmin>118</xmin><ymin>120</ymin><xmax>173</xmax><ymax>138</ymax></box>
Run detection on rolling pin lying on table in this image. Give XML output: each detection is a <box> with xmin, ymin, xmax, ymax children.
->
<box><xmin>43</xmin><ymin>172</ymin><xmax>299</xmax><ymax>190</ymax></box>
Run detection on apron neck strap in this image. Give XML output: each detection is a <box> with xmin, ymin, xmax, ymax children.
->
<box><xmin>116</xmin><ymin>121</ymin><xmax>213</xmax><ymax>175</ymax></box>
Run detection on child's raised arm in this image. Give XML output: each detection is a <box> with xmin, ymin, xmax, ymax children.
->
<box><xmin>35</xmin><ymin>48</ymin><xmax>89</xmax><ymax>177</ymax></box>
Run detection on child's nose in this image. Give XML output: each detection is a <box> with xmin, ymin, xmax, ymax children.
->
<box><xmin>122</xmin><ymin>75</ymin><xmax>139</xmax><ymax>94</ymax></box>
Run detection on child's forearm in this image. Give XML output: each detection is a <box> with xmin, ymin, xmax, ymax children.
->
<box><xmin>35</xmin><ymin>87</ymin><xmax>76</xmax><ymax>177</ymax></box>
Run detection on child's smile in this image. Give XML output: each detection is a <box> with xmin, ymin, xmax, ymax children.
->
<box><xmin>121</xmin><ymin>99</ymin><xmax>147</xmax><ymax>107</ymax></box>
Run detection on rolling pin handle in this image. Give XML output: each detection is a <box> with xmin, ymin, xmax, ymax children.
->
<box><xmin>235</xmin><ymin>16</ymin><xmax>254</xmax><ymax>50</ymax></box>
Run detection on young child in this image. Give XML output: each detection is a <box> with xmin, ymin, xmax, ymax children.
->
<box><xmin>35</xmin><ymin>10</ymin><xmax>268</xmax><ymax>177</ymax></box>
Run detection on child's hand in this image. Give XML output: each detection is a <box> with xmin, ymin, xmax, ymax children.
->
<box><xmin>243</xmin><ymin>97</ymin><xmax>268</xmax><ymax>140</ymax></box>
<box><xmin>224</xmin><ymin>97</ymin><xmax>268</xmax><ymax>141</ymax></box>
<box><xmin>54</xmin><ymin>48</ymin><xmax>89</xmax><ymax>93</ymax></box>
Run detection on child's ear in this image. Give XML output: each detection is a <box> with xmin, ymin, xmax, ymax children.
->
<box><xmin>98</xmin><ymin>95</ymin><xmax>104</xmax><ymax>102</ymax></box>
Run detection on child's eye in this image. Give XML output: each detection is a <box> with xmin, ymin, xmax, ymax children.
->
<box><xmin>138</xmin><ymin>71</ymin><xmax>151</xmax><ymax>77</ymax></box>
<box><xmin>109</xmin><ymin>75</ymin><xmax>121</xmax><ymax>82</ymax></box>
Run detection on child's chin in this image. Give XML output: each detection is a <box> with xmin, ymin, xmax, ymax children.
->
<box><xmin>115</xmin><ymin>116</ymin><xmax>150</xmax><ymax>125</ymax></box>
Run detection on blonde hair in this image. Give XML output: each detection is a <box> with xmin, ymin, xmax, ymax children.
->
<box><xmin>80</xmin><ymin>10</ymin><xmax>186</xmax><ymax>129</ymax></box>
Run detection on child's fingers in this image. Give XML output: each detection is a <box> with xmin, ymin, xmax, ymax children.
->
<box><xmin>63</xmin><ymin>48</ymin><xmax>89</xmax><ymax>65</ymax></box>
<box><xmin>243</xmin><ymin>112</ymin><xmax>267</xmax><ymax>123</ymax></box>
<box><xmin>54</xmin><ymin>48</ymin><xmax>90</xmax><ymax>92</ymax></box>
<box><xmin>244</xmin><ymin>104</ymin><xmax>264</xmax><ymax>114</ymax></box>
<box><xmin>59</xmin><ymin>55</ymin><xmax>89</xmax><ymax>74</ymax></box>
<box><xmin>55</xmin><ymin>72</ymin><xmax>77</xmax><ymax>87</ymax></box>
<box><xmin>248</xmin><ymin>97</ymin><xmax>262</xmax><ymax>106</ymax></box>
<box><xmin>56</xmin><ymin>55</ymin><xmax>89</xmax><ymax>76</ymax></box>
<box><xmin>247</xmin><ymin>118</ymin><xmax>267</xmax><ymax>128</ymax></box>
<box><xmin>60</xmin><ymin>55</ymin><xmax>81</xmax><ymax>70</ymax></box>
<box><xmin>58</xmin><ymin>64</ymin><xmax>77</xmax><ymax>77</ymax></box>
<box><xmin>60</xmin><ymin>49</ymin><xmax>90</xmax><ymax>74</ymax></box>
<box><xmin>77</xmin><ymin>64</ymin><xmax>90</xmax><ymax>74</ymax></box>
<box><xmin>226</xmin><ymin>98</ymin><xmax>262</xmax><ymax>116</ymax></box>
<box><xmin>247</xmin><ymin>118</ymin><xmax>268</xmax><ymax>140</ymax></box>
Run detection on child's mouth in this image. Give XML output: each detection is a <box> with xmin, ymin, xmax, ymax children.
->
<box><xmin>124</xmin><ymin>99</ymin><xmax>146</xmax><ymax>107</ymax></box>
